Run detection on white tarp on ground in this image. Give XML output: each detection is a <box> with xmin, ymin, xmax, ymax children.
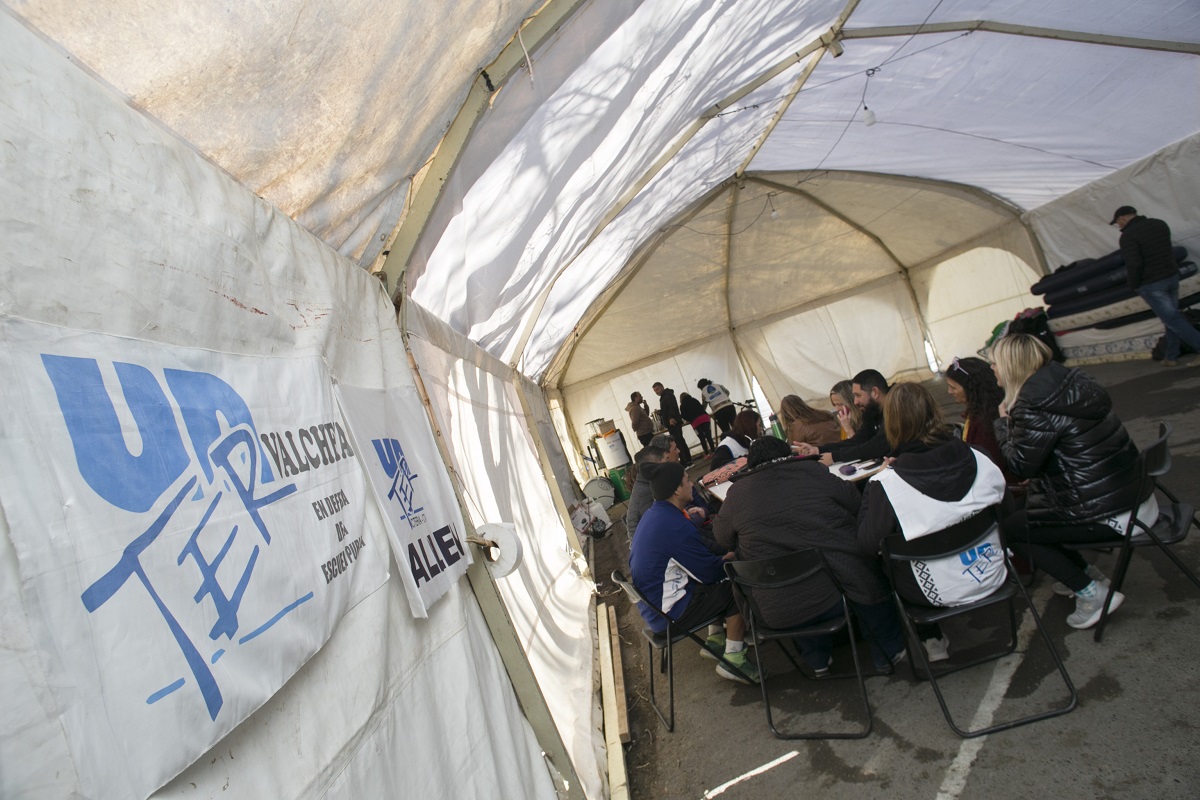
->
<box><xmin>0</xmin><ymin>12</ymin><xmax>562</xmax><ymax>799</ymax></box>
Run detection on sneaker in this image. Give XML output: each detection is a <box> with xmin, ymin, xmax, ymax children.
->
<box><xmin>715</xmin><ymin>649</ymin><xmax>760</xmax><ymax>685</ymax></box>
<box><xmin>873</xmin><ymin>649</ymin><xmax>906</xmax><ymax>673</ymax></box>
<box><xmin>923</xmin><ymin>636</ymin><xmax>950</xmax><ymax>663</ymax></box>
<box><xmin>1052</xmin><ymin>565</ymin><xmax>1109</xmax><ymax>597</ymax></box>
<box><xmin>700</xmin><ymin>634</ymin><xmax>726</xmax><ymax>661</ymax></box>
<box><xmin>1066</xmin><ymin>587</ymin><xmax>1125</xmax><ymax>629</ymax></box>
<box><xmin>812</xmin><ymin>655</ymin><xmax>834</xmax><ymax>677</ymax></box>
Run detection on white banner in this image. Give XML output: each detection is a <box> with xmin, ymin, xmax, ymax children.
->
<box><xmin>0</xmin><ymin>318</ymin><xmax>389</xmax><ymax>799</ymax></box>
<box><xmin>336</xmin><ymin>384</ymin><xmax>471</xmax><ymax>617</ymax></box>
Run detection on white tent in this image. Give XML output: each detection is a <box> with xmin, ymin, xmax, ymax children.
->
<box><xmin>2</xmin><ymin>1</ymin><xmax>1198</xmax><ymax>798</ymax></box>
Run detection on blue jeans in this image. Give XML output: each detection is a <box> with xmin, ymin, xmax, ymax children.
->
<box><xmin>792</xmin><ymin>600</ymin><xmax>906</xmax><ymax>671</ymax></box>
<box><xmin>1138</xmin><ymin>275</ymin><xmax>1200</xmax><ymax>361</ymax></box>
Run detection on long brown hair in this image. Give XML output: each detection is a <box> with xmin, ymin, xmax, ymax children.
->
<box><xmin>883</xmin><ymin>383</ymin><xmax>951</xmax><ymax>448</ymax></box>
<box><xmin>778</xmin><ymin>394</ymin><xmax>835</xmax><ymax>430</ymax></box>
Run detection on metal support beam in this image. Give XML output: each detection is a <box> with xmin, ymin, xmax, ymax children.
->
<box><xmin>380</xmin><ymin>0</ymin><xmax>590</xmax><ymax>300</ymax></box>
<box><xmin>840</xmin><ymin>20</ymin><xmax>1200</xmax><ymax>56</ymax></box>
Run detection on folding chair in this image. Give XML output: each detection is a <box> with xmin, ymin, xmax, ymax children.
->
<box><xmin>723</xmin><ymin>549</ymin><xmax>872</xmax><ymax>739</ymax></box>
<box><xmin>610</xmin><ymin>571</ymin><xmax>749</xmax><ymax>732</ymax></box>
<box><xmin>882</xmin><ymin>508</ymin><xmax>1077</xmax><ymax>738</ymax></box>
<box><xmin>1066</xmin><ymin>421</ymin><xmax>1200</xmax><ymax>642</ymax></box>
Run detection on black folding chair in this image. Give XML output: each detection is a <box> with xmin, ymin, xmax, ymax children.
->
<box><xmin>723</xmin><ymin>549</ymin><xmax>872</xmax><ymax>739</ymax></box>
<box><xmin>882</xmin><ymin>508</ymin><xmax>1077</xmax><ymax>738</ymax></box>
<box><xmin>1066</xmin><ymin>422</ymin><xmax>1200</xmax><ymax>642</ymax></box>
<box><xmin>610</xmin><ymin>571</ymin><xmax>749</xmax><ymax>732</ymax></box>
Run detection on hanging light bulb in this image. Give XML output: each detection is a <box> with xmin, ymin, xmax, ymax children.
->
<box><xmin>862</xmin><ymin>105</ymin><xmax>876</xmax><ymax>126</ymax></box>
<box><xmin>767</xmin><ymin>192</ymin><xmax>780</xmax><ymax>221</ymax></box>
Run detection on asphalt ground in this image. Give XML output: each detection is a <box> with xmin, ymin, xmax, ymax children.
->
<box><xmin>592</xmin><ymin>357</ymin><xmax>1200</xmax><ymax>800</ymax></box>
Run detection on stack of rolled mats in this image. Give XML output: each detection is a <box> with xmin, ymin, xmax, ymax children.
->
<box><xmin>1033</xmin><ymin>246</ymin><xmax>1197</xmax><ymax>362</ymax></box>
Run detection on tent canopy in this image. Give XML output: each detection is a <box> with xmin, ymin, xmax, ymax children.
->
<box><xmin>12</xmin><ymin>0</ymin><xmax>1198</xmax><ymax>387</ymax></box>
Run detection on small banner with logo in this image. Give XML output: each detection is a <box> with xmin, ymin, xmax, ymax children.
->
<box><xmin>0</xmin><ymin>317</ymin><xmax>390</xmax><ymax>799</ymax></box>
<box><xmin>335</xmin><ymin>383</ymin><xmax>471</xmax><ymax>618</ymax></box>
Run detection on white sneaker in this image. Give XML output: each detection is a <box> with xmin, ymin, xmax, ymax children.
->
<box><xmin>922</xmin><ymin>636</ymin><xmax>950</xmax><ymax>663</ymax></box>
<box><xmin>1066</xmin><ymin>586</ymin><xmax>1124</xmax><ymax>629</ymax></box>
<box><xmin>1052</xmin><ymin>565</ymin><xmax>1109</xmax><ymax>597</ymax></box>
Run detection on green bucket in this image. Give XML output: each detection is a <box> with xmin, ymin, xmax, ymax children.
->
<box><xmin>608</xmin><ymin>466</ymin><xmax>632</xmax><ymax>502</ymax></box>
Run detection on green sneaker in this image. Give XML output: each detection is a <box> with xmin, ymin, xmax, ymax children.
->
<box><xmin>700</xmin><ymin>634</ymin><xmax>726</xmax><ymax>661</ymax></box>
<box><xmin>716</xmin><ymin>649</ymin><xmax>760</xmax><ymax>685</ymax></box>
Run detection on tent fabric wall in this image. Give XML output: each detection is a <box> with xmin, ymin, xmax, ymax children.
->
<box><xmin>5</xmin><ymin>1</ymin><xmax>548</xmax><ymax>267</ymax></box>
<box><xmin>562</xmin><ymin>336</ymin><xmax>750</xmax><ymax>472</ymax></box>
<box><xmin>0</xmin><ymin>13</ymin><xmax>557</xmax><ymax>800</ymax></box>
<box><xmin>403</xmin><ymin>301</ymin><xmax>604</xmax><ymax>800</ymax></box>
<box><xmin>908</xmin><ymin>220</ymin><xmax>1045</xmax><ymax>369</ymax></box>
<box><xmin>1025</xmin><ymin>134</ymin><xmax>1200</xmax><ymax>273</ymax></box>
<box><xmin>735</xmin><ymin>277</ymin><xmax>929</xmax><ymax>405</ymax></box>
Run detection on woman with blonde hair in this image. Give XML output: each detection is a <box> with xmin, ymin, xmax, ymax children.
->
<box><xmin>857</xmin><ymin>382</ymin><xmax>1008</xmax><ymax>663</ymax></box>
<box><xmin>829</xmin><ymin>380</ymin><xmax>861</xmax><ymax>440</ymax></box>
<box><xmin>778</xmin><ymin>394</ymin><xmax>841</xmax><ymax>447</ymax></box>
<box><xmin>991</xmin><ymin>334</ymin><xmax>1156</xmax><ymax>629</ymax></box>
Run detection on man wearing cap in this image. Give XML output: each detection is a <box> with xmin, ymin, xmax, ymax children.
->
<box><xmin>628</xmin><ymin>461</ymin><xmax>759</xmax><ymax>684</ymax></box>
<box><xmin>1112</xmin><ymin>205</ymin><xmax>1200</xmax><ymax>366</ymax></box>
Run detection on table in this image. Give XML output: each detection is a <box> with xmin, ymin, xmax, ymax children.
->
<box><xmin>829</xmin><ymin>458</ymin><xmax>887</xmax><ymax>482</ymax></box>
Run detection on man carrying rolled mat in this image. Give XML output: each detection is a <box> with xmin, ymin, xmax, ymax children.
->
<box><xmin>1112</xmin><ymin>205</ymin><xmax>1200</xmax><ymax>366</ymax></box>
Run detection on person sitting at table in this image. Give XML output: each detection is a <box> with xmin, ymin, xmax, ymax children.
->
<box><xmin>830</xmin><ymin>380</ymin><xmax>862</xmax><ymax>440</ymax></box>
<box><xmin>856</xmin><ymin>382</ymin><xmax>1008</xmax><ymax>663</ymax></box>
<box><xmin>678</xmin><ymin>391</ymin><xmax>716</xmax><ymax>455</ymax></box>
<box><xmin>625</xmin><ymin>443</ymin><xmax>671</xmax><ymax>538</ymax></box>
<box><xmin>630</xmin><ymin>461</ymin><xmax>759</xmax><ymax>684</ymax></box>
<box><xmin>991</xmin><ymin>334</ymin><xmax>1157</xmax><ymax>629</ymax></box>
<box><xmin>709</xmin><ymin>409</ymin><xmax>762</xmax><ymax>470</ymax></box>
<box><xmin>795</xmin><ymin>369</ymin><xmax>890</xmax><ymax>466</ymax></box>
<box><xmin>944</xmin><ymin>356</ymin><xmax>1015</xmax><ymax>483</ymax></box>
<box><xmin>713</xmin><ymin>436</ymin><xmax>906</xmax><ymax>673</ymax></box>
<box><xmin>778</xmin><ymin>394</ymin><xmax>841</xmax><ymax>447</ymax></box>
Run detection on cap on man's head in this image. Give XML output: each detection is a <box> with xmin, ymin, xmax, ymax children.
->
<box><xmin>1109</xmin><ymin>205</ymin><xmax>1137</xmax><ymax>225</ymax></box>
<box><xmin>642</xmin><ymin>461</ymin><xmax>686</xmax><ymax>501</ymax></box>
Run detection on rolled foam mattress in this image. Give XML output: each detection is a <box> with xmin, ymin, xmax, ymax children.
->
<box><xmin>1054</xmin><ymin>317</ymin><xmax>1165</xmax><ymax>351</ymax></box>
<box><xmin>1060</xmin><ymin>333</ymin><xmax>1162</xmax><ymax>364</ymax></box>
<box><xmin>1048</xmin><ymin>267</ymin><xmax>1200</xmax><ymax>332</ymax></box>
<box><xmin>1033</xmin><ymin>246</ymin><xmax>1188</xmax><ymax>297</ymax></box>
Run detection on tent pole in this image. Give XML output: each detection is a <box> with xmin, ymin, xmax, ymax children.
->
<box><xmin>398</xmin><ymin>312</ymin><xmax>585</xmax><ymax>800</ymax></box>
<box><xmin>512</xmin><ymin>371</ymin><xmax>589</xmax><ymax>568</ymax></box>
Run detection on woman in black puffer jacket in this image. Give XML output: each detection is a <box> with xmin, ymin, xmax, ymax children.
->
<box><xmin>991</xmin><ymin>334</ymin><xmax>1157</xmax><ymax>630</ymax></box>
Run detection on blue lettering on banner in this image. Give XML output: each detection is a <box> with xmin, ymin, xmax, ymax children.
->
<box><xmin>958</xmin><ymin>542</ymin><xmax>1000</xmax><ymax>584</ymax></box>
<box><xmin>43</xmin><ymin>355</ymin><xmax>308</xmax><ymax>722</ymax></box>
<box><xmin>371</xmin><ymin>438</ymin><xmax>425</xmax><ymax>528</ymax></box>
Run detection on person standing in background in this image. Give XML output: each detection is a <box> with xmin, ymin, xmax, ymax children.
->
<box><xmin>652</xmin><ymin>382</ymin><xmax>692</xmax><ymax>467</ymax></box>
<box><xmin>626</xmin><ymin>391</ymin><xmax>655</xmax><ymax>446</ymax></box>
<box><xmin>698</xmin><ymin>378</ymin><xmax>737</xmax><ymax>434</ymax></box>
<box><xmin>1112</xmin><ymin>205</ymin><xmax>1200</xmax><ymax>366</ymax></box>
<box><xmin>679</xmin><ymin>391</ymin><xmax>715</xmax><ymax>455</ymax></box>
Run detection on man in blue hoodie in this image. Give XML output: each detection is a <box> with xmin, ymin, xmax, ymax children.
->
<box><xmin>628</xmin><ymin>461</ymin><xmax>758</xmax><ymax>684</ymax></box>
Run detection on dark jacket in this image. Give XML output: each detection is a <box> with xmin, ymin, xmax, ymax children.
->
<box><xmin>820</xmin><ymin>402</ymin><xmax>889</xmax><ymax>462</ymax></box>
<box><xmin>1120</xmin><ymin>215</ymin><xmax>1177</xmax><ymax>289</ymax></box>
<box><xmin>994</xmin><ymin>361</ymin><xmax>1148</xmax><ymax>527</ymax></box>
<box><xmin>857</xmin><ymin>437</ymin><xmax>978</xmax><ymax>556</ymax></box>
<box><xmin>657</xmin><ymin>388</ymin><xmax>682</xmax><ymax>427</ymax></box>
<box><xmin>678</xmin><ymin>393</ymin><xmax>707</xmax><ymax>425</ymax></box>
<box><xmin>712</xmin><ymin>458</ymin><xmax>888</xmax><ymax>628</ymax></box>
<box><xmin>629</xmin><ymin>501</ymin><xmax>727</xmax><ymax>633</ymax></box>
